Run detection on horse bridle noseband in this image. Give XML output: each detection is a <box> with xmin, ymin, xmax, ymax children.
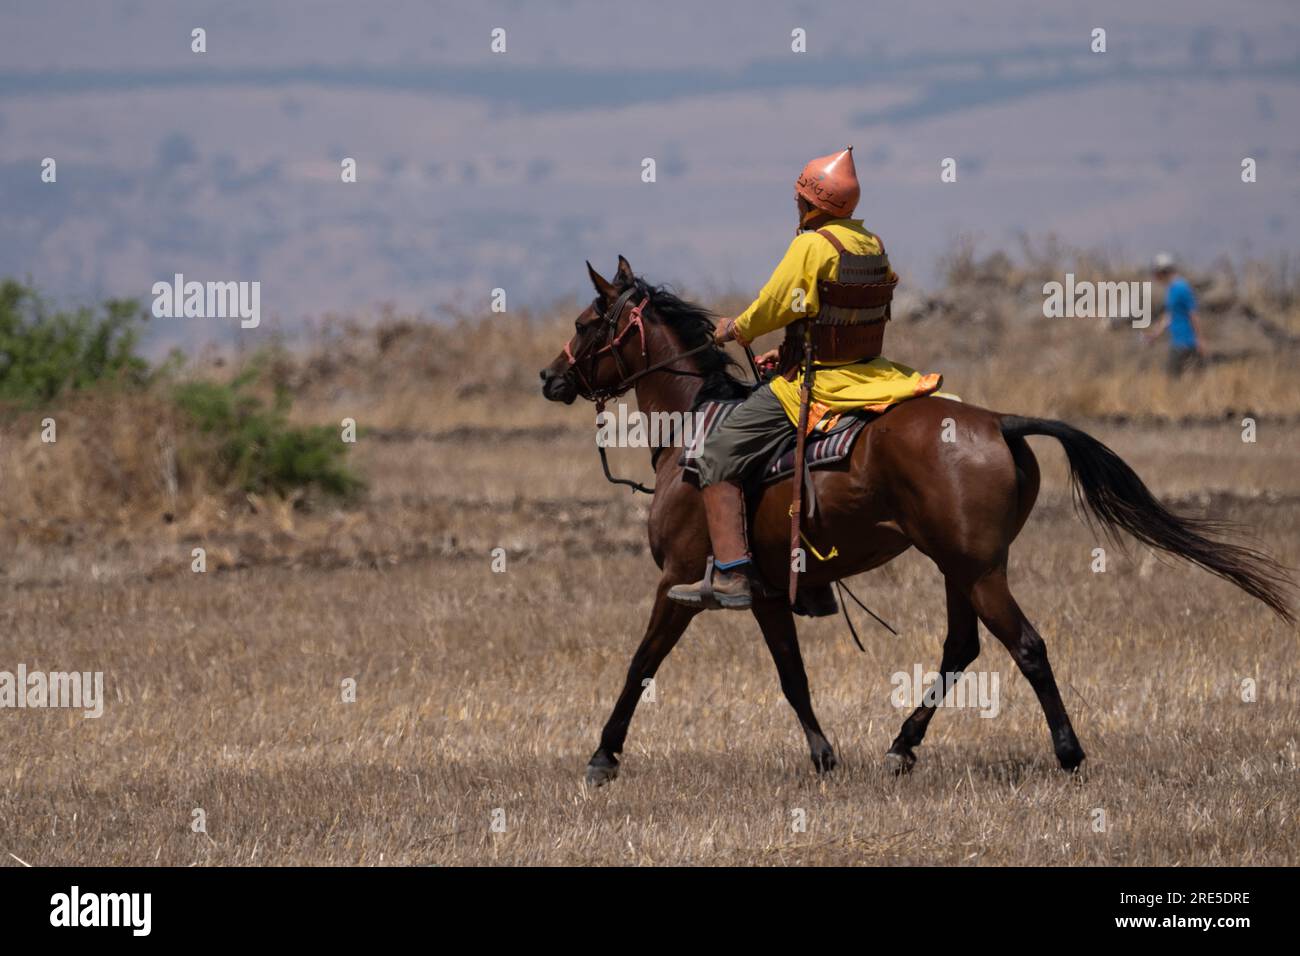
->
<box><xmin>563</xmin><ymin>287</ymin><xmax>651</xmax><ymax>403</ymax></box>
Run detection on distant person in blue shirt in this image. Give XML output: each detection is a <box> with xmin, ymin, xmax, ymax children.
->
<box><xmin>1144</xmin><ymin>252</ymin><xmax>1205</xmax><ymax>376</ymax></box>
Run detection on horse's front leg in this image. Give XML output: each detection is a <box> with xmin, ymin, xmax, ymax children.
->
<box><xmin>586</xmin><ymin>576</ymin><xmax>697</xmax><ymax>786</ymax></box>
<box><xmin>752</xmin><ymin>602</ymin><xmax>837</xmax><ymax>773</ymax></box>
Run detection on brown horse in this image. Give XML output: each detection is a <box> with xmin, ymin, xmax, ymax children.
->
<box><xmin>540</xmin><ymin>257</ymin><xmax>1294</xmax><ymax>786</ymax></box>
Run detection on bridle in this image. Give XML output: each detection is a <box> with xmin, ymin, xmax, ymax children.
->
<box><xmin>559</xmin><ymin>284</ymin><xmax>717</xmax><ymax>494</ymax></box>
<box><xmin>562</xmin><ymin>286</ymin><xmax>715</xmax><ymax>407</ymax></box>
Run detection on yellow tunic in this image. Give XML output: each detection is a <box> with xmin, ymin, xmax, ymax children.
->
<box><xmin>732</xmin><ymin>219</ymin><xmax>941</xmax><ymax>425</ymax></box>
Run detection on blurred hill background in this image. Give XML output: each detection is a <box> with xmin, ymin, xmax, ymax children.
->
<box><xmin>2</xmin><ymin>0</ymin><xmax>1299</xmax><ymax>355</ymax></box>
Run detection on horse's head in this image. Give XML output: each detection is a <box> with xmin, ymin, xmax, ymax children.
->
<box><xmin>540</xmin><ymin>256</ymin><xmax>650</xmax><ymax>405</ymax></box>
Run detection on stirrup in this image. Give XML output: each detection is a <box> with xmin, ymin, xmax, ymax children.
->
<box><xmin>667</xmin><ymin>557</ymin><xmax>725</xmax><ymax>611</ymax></box>
<box><xmin>699</xmin><ymin>556</ymin><xmax>718</xmax><ymax>608</ymax></box>
<box><xmin>667</xmin><ymin>556</ymin><xmax>754</xmax><ymax>611</ymax></box>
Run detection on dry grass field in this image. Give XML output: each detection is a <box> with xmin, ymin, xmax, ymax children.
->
<box><xmin>1</xmin><ymin>253</ymin><xmax>1298</xmax><ymax>866</ymax></box>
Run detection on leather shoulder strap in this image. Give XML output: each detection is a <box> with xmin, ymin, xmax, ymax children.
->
<box><xmin>814</xmin><ymin>228</ymin><xmax>846</xmax><ymax>255</ymax></box>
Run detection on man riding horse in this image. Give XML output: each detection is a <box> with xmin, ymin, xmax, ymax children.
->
<box><xmin>539</xmin><ymin>152</ymin><xmax>1291</xmax><ymax>785</ymax></box>
<box><xmin>668</xmin><ymin>146</ymin><xmax>941</xmax><ymax>612</ymax></box>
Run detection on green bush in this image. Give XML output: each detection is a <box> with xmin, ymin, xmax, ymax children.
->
<box><xmin>2</xmin><ymin>279</ymin><xmax>362</xmax><ymax>503</ymax></box>
<box><xmin>0</xmin><ymin>279</ymin><xmax>149</xmax><ymax>402</ymax></box>
<box><xmin>173</xmin><ymin>365</ymin><xmax>363</xmax><ymax>500</ymax></box>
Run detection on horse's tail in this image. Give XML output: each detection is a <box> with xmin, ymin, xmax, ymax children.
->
<box><xmin>1000</xmin><ymin>414</ymin><xmax>1295</xmax><ymax>623</ymax></box>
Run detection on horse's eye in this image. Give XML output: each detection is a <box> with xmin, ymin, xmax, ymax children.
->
<box><xmin>575</xmin><ymin>320</ymin><xmax>584</xmax><ymax>333</ymax></box>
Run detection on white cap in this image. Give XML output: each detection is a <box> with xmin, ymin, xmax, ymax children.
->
<box><xmin>1152</xmin><ymin>252</ymin><xmax>1176</xmax><ymax>272</ymax></box>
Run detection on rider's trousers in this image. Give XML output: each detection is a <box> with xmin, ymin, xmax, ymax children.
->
<box><xmin>695</xmin><ymin>383</ymin><xmax>796</xmax><ymax>487</ymax></box>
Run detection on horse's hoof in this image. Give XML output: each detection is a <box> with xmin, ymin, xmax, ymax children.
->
<box><xmin>812</xmin><ymin>749</ymin><xmax>838</xmax><ymax>774</ymax></box>
<box><xmin>1057</xmin><ymin>746</ymin><xmax>1086</xmax><ymax>774</ymax></box>
<box><xmin>586</xmin><ymin>758</ymin><xmax>619</xmax><ymax>787</ymax></box>
<box><xmin>1060</xmin><ymin>753</ymin><xmax>1087</xmax><ymax>777</ymax></box>
<box><xmin>885</xmin><ymin>749</ymin><xmax>916</xmax><ymax>776</ymax></box>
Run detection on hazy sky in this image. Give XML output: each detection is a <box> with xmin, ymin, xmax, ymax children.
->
<box><xmin>2</xmin><ymin>1</ymin><xmax>1298</xmax><ymax>348</ymax></box>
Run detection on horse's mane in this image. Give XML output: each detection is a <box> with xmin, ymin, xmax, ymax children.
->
<box><xmin>628</xmin><ymin>277</ymin><xmax>751</xmax><ymax>401</ymax></box>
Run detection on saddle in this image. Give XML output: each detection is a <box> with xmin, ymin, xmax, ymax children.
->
<box><xmin>679</xmin><ymin>397</ymin><xmax>880</xmax><ymax>487</ymax></box>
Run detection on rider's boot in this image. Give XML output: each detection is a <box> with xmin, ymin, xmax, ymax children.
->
<box><xmin>668</xmin><ymin>480</ymin><xmax>753</xmax><ymax>610</ymax></box>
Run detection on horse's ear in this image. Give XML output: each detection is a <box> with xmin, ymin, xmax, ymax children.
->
<box><xmin>615</xmin><ymin>255</ymin><xmax>635</xmax><ymax>288</ymax></box>
<box><xmin>587</xmin><ymin>260</ymin><xmax>616</xmax><ymax>301</ymax></box>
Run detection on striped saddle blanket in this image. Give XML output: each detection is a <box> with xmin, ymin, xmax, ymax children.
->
<box><xmin>679</xmin><ymin>400</ymin><xmax>878</xmax><ymax>485</ymax></box>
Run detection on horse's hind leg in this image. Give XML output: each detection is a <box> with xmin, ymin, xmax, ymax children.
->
<box><xmin>968</xmin><ymin>569</ymin><xmax>1086</xmax><ymax>771</ymax></box>
<box><xmin>752</xmin><ymin>603</ymin><xmax>836</xmax><ymax>773</ymax></box>
<box><xmin>586</xmin><ymin>577</ymin><xmax>696</xmax><ymax>786</ymax></box>
<box><xmin>886</xmin><ymin>577</ymin><xmax>980</xmax><ymax>773</ymax></box>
